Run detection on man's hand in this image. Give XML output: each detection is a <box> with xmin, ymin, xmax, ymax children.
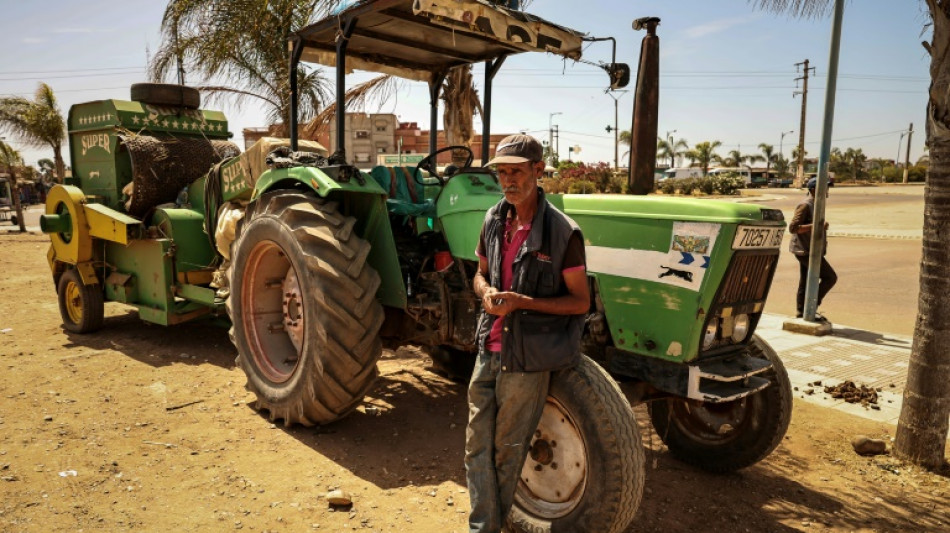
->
<box><xmin>482</xmin><ymin>288</ymin><xmax>522</xmax><ymax>317</ymax></box>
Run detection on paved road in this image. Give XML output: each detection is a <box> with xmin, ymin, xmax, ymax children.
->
<box><xmin>7</xmin><ymin>185</ymin><xmax>926</xmax><ymax>337</ymax></box>
<box><xmin>738</xmin><ymin>184</ymin><xmax>925</xmax><ymax>336</ymax></box>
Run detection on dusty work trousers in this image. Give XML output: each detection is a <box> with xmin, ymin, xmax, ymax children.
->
<box><xmin>795</xmin><ymin>254</ymin><xmax>838</xmax><ymax>315</ymax></box>
<box><xmin>465</xmin><ymin>350</ymin><xmax>550</xmax><ymax>533</ymax></box>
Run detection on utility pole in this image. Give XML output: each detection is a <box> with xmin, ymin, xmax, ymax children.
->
<box><xmin>548</xmin><ymin>111</ymin><xmax>562</xmax><ymax>167</ymax></box>
<box><xmin>903</xmin><ymin>122</ymin><xmax>913</xmax><ymax>184</ymax></box>
<box><xmin>793</xmin><ymin>59</ymin><xmax>815</xmax><ymax>187</ymax></box>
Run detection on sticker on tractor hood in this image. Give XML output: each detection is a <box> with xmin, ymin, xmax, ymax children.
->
<box><xmin>732</xmin><ymin>225</ymin><xmax>785</xmax><ymax>249</ymax></box>
<box><xmin>586</xmin><ymin>222</ymin><xmax>720</xmax><ymax>292</ymax></box>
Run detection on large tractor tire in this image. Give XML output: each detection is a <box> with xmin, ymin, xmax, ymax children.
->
<box><xmin>423</xmin><ymin>345</ymin><xmax>476</xmax><ymax>383</ymax></box>
<box><xmin>130</xmin><ymin>83</ymin><xmax>200</xmax><ymax>109</ymax></box>
<box><xmin>649</xmin><ymin>335</ymin><xmax>792</xmax><ymax>472</ymax></box>
<box><xmin>227</xmin><ymin>191</ymin><xmax>384</xmax><ymax>426</ymax></box>
<box><xmin>507</xmin><ymin>355</ymin><xmax>645</xmax><ymax>533</ymax></box>
<box><xmin>57</xmin><ymin>268</ymin><xmax>104</xmax><ymax>334</ymax></box>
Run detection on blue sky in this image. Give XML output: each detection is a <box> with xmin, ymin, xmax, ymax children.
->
<box><xmin>0</xmin><ymin>0</ymin><xmax>932</xmax><ymax>168</ymax></box>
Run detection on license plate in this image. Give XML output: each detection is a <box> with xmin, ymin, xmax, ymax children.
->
<box><xmin>732</xmin><ymin>225</ymin><xmax>785</xmax><ymax>249</ymax></box>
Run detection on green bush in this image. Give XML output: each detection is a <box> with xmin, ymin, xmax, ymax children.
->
<box><xmin>678</xmin><ymin>178</ymin><xmax>699</xmax><ymax>195</ymax></box>
<box><xmin>567</xmin><ymin>179</ymin><xmax>597</xmax><ymax>194</ymax></box>
<box><xmin>659</xmin><ymin>179</ymin><xmax>676</xmax><ymax>194</ymax></box>
<box><xmin>710</xmin><ymin>174</ymin><xmax>744</xmax><ymax>195</ymax></box>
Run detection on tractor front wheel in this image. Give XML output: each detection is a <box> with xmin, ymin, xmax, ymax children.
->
<box><xmin>56</xmin><ymin>268</ymin><xmax>104</xmax><ymax>334</ymax></box>
<box><xmin>424</xmin><ymin>345</ymin><xmax>476</xmax><ymax>383</ymax></box>
<box><xmin>648</xmin><ymin>335</ymin><xmax>792</xmax><ymax>472</ymax></box>
<box><xmin>507</xmin><ymin>355</ymin><xmax>645</xmax><ymax>533</ymax></box>
<box><xmin>228</xmin><ymin>191</ymin><xmax>384</xmax><ymax>426</ymax></box>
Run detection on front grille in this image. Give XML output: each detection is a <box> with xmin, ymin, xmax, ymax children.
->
<box><xmin>717</xmin><ymin>252</ymin><xmax>777</xmax><ymax>306</ymax></box>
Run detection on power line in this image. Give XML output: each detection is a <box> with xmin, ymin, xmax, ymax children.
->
<box><xmin>0</xmin><ymin>66</ymin><xmax>142</xmax><ymax>75</ymax></box>
<box><xmin>0</xmin><ymin>70</ymin><xmax>144</xmax><ymax>82</ymax></box>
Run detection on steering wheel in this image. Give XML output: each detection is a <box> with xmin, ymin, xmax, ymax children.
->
<box><xmin>414</xmin><ymin>145</ymin><xmax>474</xmax><ymax>186</ymax></box>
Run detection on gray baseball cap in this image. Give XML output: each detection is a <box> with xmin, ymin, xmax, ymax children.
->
<box><xmin>487</xmin><ymin>134</ymin><xmax>544</xmax><ymax>165</ymax></box>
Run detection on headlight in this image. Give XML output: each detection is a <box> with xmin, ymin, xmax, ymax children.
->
<box><xmin>703</xmin><ymin>320</ymin><xmax>718</xmax><ymax>349</ymax></box>
<box><xmin>732</xmin><ymin>314</ymin><xmax>750</xmax><ymax>342</ymax></box>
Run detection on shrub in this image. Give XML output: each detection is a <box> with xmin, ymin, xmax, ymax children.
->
<box><xmin>678</xmin><ymin>178</ymin><xmax>699</xmax><ymax>195</ymax></box>
<box><xmin>606</xmin><ymin>172</ymin><xmax>627</xmax><ymax>194</ymax></box>
<box><xmin>659</xmin><ymin>179</ymin><xmax>677</xmax><ymax>194</ymax></box>
<box><xmin>568</xmin><ymin>179</ymin><xmax>597</xmax><ymax>194</ymax></box>
<box><xmin>710</xmin><ymin>173</ymin><xmax>744</xmax><ymax>195</ymax></box>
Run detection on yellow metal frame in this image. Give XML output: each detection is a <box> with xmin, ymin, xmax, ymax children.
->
<box><xmin>46</xmin><ymin>185</ymin><xmax>92</xmax><ymax>265</ymax></box>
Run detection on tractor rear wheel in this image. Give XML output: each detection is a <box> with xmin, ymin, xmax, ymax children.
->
<box><xmin>648</xmin><ymin>335</ymin><xmax>792</xmax><ymax>472</ymax></box>
<box><xmin>228</xmin><ymin>191</ymin><xmax>384</xmax><ymax>426</ymax></box>
<box><xmin>57</xmin><ymin>268</ymin><xmax>104</xmax><ymax>334</ymax></box>
<box><xmin>507</xmin><ymin>355</ymin><xmax>644</xmax><ymax>533</ymax></box>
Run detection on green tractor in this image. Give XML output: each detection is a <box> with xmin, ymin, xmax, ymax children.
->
<box><xmin>43</xmin><ymin>2</ymin><xmax>791</xmax><ymax>532</ymax></box>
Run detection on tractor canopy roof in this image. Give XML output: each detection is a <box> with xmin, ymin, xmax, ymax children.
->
<box><xmin>292</xmin><ymin>0</ymin><xmax>587</xmax><ymax>83</ymax></box>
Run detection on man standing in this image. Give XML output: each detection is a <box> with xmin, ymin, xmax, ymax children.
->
<box><xmin>789</xmin><ymin>177</ymin><xmax>837</xmax><ymax>321</ymax></box>
<box><xmin>466</xmin><ymin>134</ymin><xmax>589</xmax><ymax>533</ymax></box>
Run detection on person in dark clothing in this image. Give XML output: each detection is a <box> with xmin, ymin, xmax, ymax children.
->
<box><xmin>465</xmin><ymin>134</ymin><xmax>589</xmax><ymax>533</ymax></box>
<box><xmin>788</xmin><ymin>177</ymin><xmax>837</xmax><ymax>320</ymax></box>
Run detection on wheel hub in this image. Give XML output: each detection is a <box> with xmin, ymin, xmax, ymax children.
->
<box><xmin>242</xmin><ymin>240</ymin><xmax>303</xmax><ymax>384</ymax></box>
<box><xmin>676</xmin><ymin>399</ymin><xmax>748</xmax><ymax>439</ymax></box>
<box><xmin>282</xmin><ymin>268</ymin><xmax>304</xmax><ymax>353</ymax></box>
<box><xmin>517</xmin><ymin>397</ymin><xmax>587</xmax><ymax>516</ymax></box>
<box><xmin>65</xmin><ymin>281</ymin><xmax>83</xmax><ymax>323</ymax></box>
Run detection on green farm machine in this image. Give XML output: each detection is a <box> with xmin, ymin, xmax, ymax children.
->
<box><xmin>43</xmin><ymin>2</ymin><xmax>791</xmax><ymax>532</ymax></box>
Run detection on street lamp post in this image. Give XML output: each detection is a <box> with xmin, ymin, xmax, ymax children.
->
<box><xmin>549</xmin><ymin>112</ymin><xmax>562</xmax><ymax>166</ymax></box>
<box><xmin>779</xmin><ymin>130</ymin><xmax>794</xmax><ymax>177</ymax></box>
<box><xmin>606</xmin><ymin>90</ymin><xmax>628</xmax><ymax>170</ymax></box>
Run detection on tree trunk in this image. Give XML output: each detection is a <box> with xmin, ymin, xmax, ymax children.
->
<box><xmin>442</xmin><ymin>66</ymin><xmax>477</xmax><ymax>167</ymax></box>
<box><xmin>11</xmin><ymin>168</ymin><xmax>25</xmax><ymax>233</ymax></box>
<box><xmin>893</xmin><ymin>0</ymin><xmax>950</xmax><ymax>469</ymax></box>
<box><xmin>53</xmin><ymin>143</ymin><xmax>65</xmax><ymax>184</ymax></box>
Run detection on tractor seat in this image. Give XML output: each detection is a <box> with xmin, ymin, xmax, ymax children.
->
<box><xmin>368</xmin><ymin>166</ymin><xmax>436</xmax><ymax>218</ymax></box>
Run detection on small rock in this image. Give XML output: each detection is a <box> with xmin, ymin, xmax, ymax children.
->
<box><xmin>851</xmin><ymin>435</ymin><xmax>887</xmax><ymax>456</ymax></box>
<box><xmin>43</xmin><ymin>415</ymin><xmax>53</xmax><ymax>422</ymax></box>
<box><xmin>326</xmin><ymin>489</ymin><xmax>352</xmax><ymax>506</ymax></box>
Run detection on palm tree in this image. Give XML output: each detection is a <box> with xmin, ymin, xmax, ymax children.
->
<box><xmin>684</xmin><ymin>140</ymin><xmax>722</xmax><ymax>176</ymax></box>
<box><xmin>0</xmin><ymin>83</ymin><xmax>66</xmax><ymax>183</ymax></box>
<box><xmin>0</xmin><ymin>140</ymin><xmax>26</xmax><ymax>232</ymax></box>
<box><xmin>150</xmin><ymin>0</ymin><xmax>339</xmax><ymax>134</ymax></box>
<box><xmin>758</xmin><ymin>143</ymin><xmax>777</xmax><ymax>177</ymax></box>
<box><xmin>754</xmin><ymin>0</ymin><xmax>950</xmax><ymax>470</ymax></box>
<box><xmin>656</xmin><ymin>136</ymin><xmax>688</xmax><ymax>168</ymax></box>
<box><xmin>843</xmin><ymin>147</ymin><xmax>867</xmax><ymax>182</ymax></box>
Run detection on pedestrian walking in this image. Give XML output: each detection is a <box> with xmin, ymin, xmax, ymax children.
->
<box><xmin>789</xmin><ymin>177</ymin><xmax>837</xmax><ymax>321</ymax></box>
<box><xmin>465</xmin><ymin>134</ymin><xmax>589</xmax><ymax>533</ymax></box>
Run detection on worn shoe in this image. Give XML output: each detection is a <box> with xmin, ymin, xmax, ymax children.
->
<box><xmin>814</xmin><ymin>312</ymin><xmax>830</xmax><ymax>323</ymax></box>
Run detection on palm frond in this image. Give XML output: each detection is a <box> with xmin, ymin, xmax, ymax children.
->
<box><xmin>749</xmin><ymin>0</ymin><xmax>833</xmax><ymax>18</ymax></box>
<box><xmin>304</xmin><ymin>75</ymin><xmax>400</xmax><ymax>137</ymax></box>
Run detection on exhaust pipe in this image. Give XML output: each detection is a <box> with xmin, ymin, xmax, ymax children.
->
<box><xmin>627</xmin><ymin>17</ymin><xmax>661</xmax><ymax>195</ymax></box>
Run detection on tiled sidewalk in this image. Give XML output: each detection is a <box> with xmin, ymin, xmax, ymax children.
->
<box><xmin>756</xmin><ymin>313</ymin><xmax>911</xmax><ymax>425</ymax></box>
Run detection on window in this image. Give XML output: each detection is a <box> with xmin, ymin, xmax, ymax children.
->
<box><xmin>354</xmin><ymin>130</ymin><xmax>370</xmax><ymax>139</ymax></box>
<box><xmin>377</xmin><ymin>147</ymin><xmax>387</xmax><ymax>153</ymax></box>
<box><xmin>355</xmin><ymin>153</ymin><xmax>371</xmax><ymax>162</ymax></box>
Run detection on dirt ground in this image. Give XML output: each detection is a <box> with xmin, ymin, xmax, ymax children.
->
<box><xmin>1</xmin><ymin>233</ymin><xmax>948</xmax><ymax>533</ymax></box>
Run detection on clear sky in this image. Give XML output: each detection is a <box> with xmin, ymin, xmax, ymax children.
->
<box><xmin>0</xmin><ymin>0</ymin><xmax>932</xmax><ymax>168</ymax></box>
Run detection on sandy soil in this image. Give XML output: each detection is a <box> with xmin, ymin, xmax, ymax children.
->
<box><xmin>1</xmin><ymin>233</ymin><xmax>948</xmax><ymax>533</ymax></box>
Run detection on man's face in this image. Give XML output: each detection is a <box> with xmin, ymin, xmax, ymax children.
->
<box><xmin>496</xmin><ymin>161</ymin><xmax>543</xmax><ymax>206</ymax></box>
